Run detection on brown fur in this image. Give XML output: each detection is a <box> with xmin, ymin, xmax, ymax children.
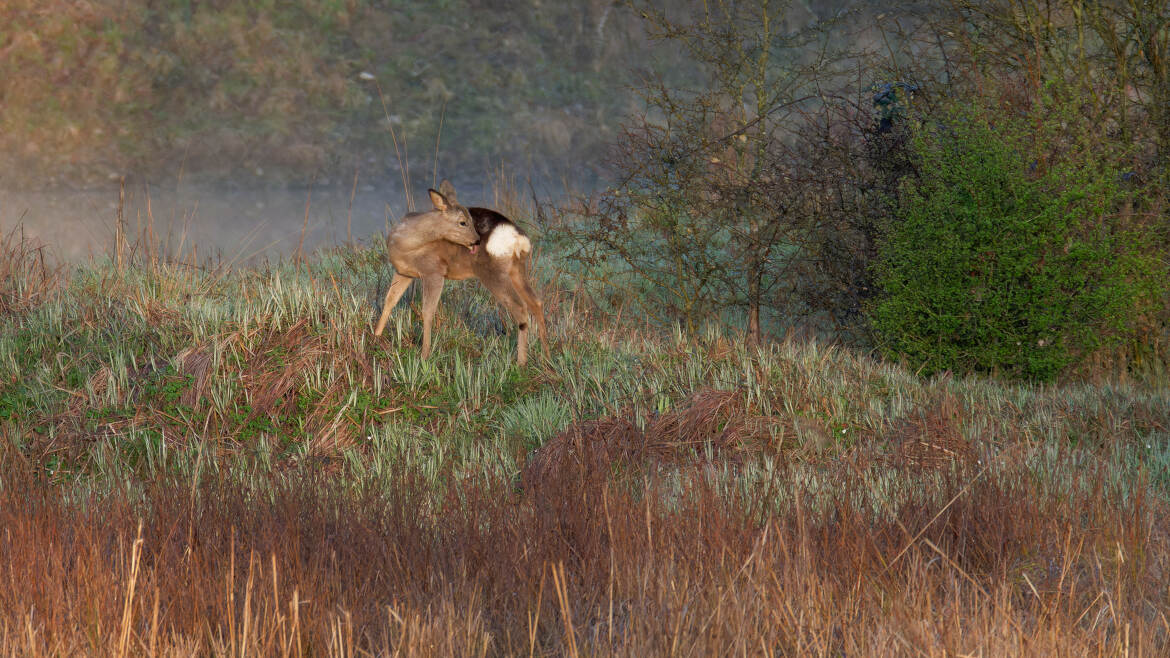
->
<box><xmin>373</xmin><ymin>180</ymin><xmax>549</xmax><ymax>366</ymax></box>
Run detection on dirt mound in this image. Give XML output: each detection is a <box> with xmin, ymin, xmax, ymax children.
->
<box><xmin>880</xmin><ymin>392</ymin><xmax>977</xmax><ymax>471</ymax></box>
<box><xmin>525</xmin><ymin>388</ymin><xmax>789</xmax><ymax>487</ymax></box>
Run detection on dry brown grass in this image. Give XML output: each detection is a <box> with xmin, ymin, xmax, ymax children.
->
<box><xmin>0</xmin><ymin>425</ymin><xmax>1165</xmax><ymax>656</ymax></box>
<box><xmin>0</xmin><ymin>226</ymin><xmax>62</xmax><ymax>315</ymax></box>
<box><xmin>880</xmin><ymin>392</ymin><xmax>977</xmax><ymax>472</ymax></box>
<box><xmin>525</xmin><ymin>387</ymin><xmax>791</xmax><ymax>491</ymax></box>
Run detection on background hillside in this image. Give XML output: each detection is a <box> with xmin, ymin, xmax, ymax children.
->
<box><xmin>1</xmin><ymin>0</ymin><xmax>837</xmax><ymax>188</ymax></box>
<box><xmin>2</xmin><ymin>0</ymin><xmax>623</xmax><ymax>187</ymax></box>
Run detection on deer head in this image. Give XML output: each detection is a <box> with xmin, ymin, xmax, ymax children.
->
<box><xmin>427</xmin><ymin>180</ymin><xmax>480</xmax><ymax>252</ymax></box>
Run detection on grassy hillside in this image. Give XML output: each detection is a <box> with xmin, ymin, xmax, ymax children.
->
<box><xmin>0</xmin><ymin>0</ymin><xmax>652</xmax><ymax>187</ymax></box>
<box><xmin>1</xmin><ymin>218</ymin><xmax>1168</xmax><ymax>654</ymax></box>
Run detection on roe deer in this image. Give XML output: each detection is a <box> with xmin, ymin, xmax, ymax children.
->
<box><xmin>373</xmin><ymin>180</ymin><xmax>549</xmax><ymax>366</ymax></box>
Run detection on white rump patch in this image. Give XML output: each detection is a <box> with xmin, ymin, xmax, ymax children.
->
<box><xmin>485</xmin><ymin>224</ymin><xmax>530</xmax><ymax>259</ymax></box>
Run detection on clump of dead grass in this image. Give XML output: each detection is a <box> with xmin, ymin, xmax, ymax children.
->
<box><xmin>879</xmin><ymin>391</ymin><xmax>978</xmax><ymax>472</ymax></box>
<box><xmin>526</xmin><ymin>387</ymin><xmax>791</xmax><ymax>485</ymax></box>
<box><xmin>0</xmin><ymin>226</ymin><xmax>62</xmax><ymax>314</ymax></box>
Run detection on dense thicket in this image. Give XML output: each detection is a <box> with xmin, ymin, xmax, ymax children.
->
<box><xmin>872</xmin><ymin>93</ymin><xmax>1161</xmax><ymax>379</ymax></box>
<box><xmin>869</xmin><ymin>0</ymin><xmax>1170</xmax><ymax>380</ymax></box>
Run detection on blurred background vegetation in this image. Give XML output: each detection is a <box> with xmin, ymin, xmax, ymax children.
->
<box><xmin>0</xmin><ymin>0</ymin><xmax>663</xmax><ymax>187</ymax></box>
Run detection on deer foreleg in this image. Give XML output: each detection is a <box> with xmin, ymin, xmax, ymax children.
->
<box><xmin>374</xmin><ymin>273</ymin><xmax>414</xmax><ymax>337</ymax></box>
<box><xmin>418</xmin><ymin>275</ymin><xmax>446</xmax><ymax>359</ymax></box>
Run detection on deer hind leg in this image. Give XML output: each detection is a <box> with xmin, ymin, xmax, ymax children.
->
<box><xmin>480</xmin><ymin>273</ymin><xmax>532</xmax><ymax>366</ymax></box>
<box><xmin>418</xmin><ymin>275</ymin><xmax>446</xmax><ymax>359</ymax></box>
<box><xmin>374</xmin><ymin>273</ymin><xmax>414</xmax><ymax>337</ymax></box>
<box><xmin>510</xmin><ymin>258</ymin><xmax>549</xmax><ymax>357</ymax></box>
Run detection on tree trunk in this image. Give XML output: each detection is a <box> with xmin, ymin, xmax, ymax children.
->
<box><xmin>748</xmin><ymin>274</ymin><xmax>762</xmax><ymax>347</ymax></box>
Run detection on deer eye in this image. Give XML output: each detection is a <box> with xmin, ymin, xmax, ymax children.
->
<box><xmin>459</xmin><ymin>220</ymin><xmax>467</xmax><ymax>226</ymax></box>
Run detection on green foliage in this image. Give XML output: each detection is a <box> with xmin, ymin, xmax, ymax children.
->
<box><xmin>498</xmin><ymin>392</ymin><xmax>571</xmax><ymax>453</ymax></box>
<box><xmin>870</xmin><ymin>97</ymin><xmax>1164</xmax><ymax>380</ymax></box>
<box><xmin>0</xmin><ymin>390</ymin><xmax>33</xmax><ymax>422</ymax></box>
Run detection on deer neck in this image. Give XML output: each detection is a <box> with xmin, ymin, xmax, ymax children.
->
<box><xmin>387</xmin><ymin>213</ymin><xmax>470</xmax><ymax>279</ymax></box>
<box><xmin>387</xmin><ymin>213</ymin><xmax>448</xmax><ymax>251</ymax></box>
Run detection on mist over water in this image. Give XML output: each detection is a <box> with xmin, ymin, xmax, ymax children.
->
<box><xmin>1</xmin><ymin>183</ymin><xmax>383</xmax><ymax>262</ymax></box>
<box><xmin>0</xmin><ymin>176</ymin><xmax>544</xmax><ymax>263</ymax></box>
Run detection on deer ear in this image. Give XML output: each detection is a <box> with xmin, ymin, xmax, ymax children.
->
<box><xmin>427</xmin><ymin>188</ymin><xmax>449</xmax><ymax>211</ymax></box>
<box><xmin>438</xmin><ymin>179</ymin><xmax>457</xmax><ymax>204</ymax></box>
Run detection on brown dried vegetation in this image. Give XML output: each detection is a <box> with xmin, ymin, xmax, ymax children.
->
<box><xmin>881</xmin><ymin>393</ymin><xmax>977</xmax><ymax>472</ymax></box>
<box><xmin>527</xmin><ymin>388</ymin><xmax>789</xmax><ymax>486</ymax></box>
<box><xmin>1</xmin><ymin>433</ymin><xmax>1166</xmax><ymax>656</ymax></box>
<box><xmin>0</xmin><ymin>227</ymin><xmax>62</xmax><ymax>315</ymax></box>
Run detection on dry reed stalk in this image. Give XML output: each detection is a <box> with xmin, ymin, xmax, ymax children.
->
<box><xmin>371</xmin><ymin>78</ymin><xmax>413</xmax><ymax>212</ymax></box>
<box><xmin>347</xmin><ymin>169</ymin><xmax>358</xmax><ymax>246</ymax></box>
<box><xmin>146</xmin><ymin>182</ymin><xmax>157</xmax><ymax>269</ymax></box>
<box><xmin>117</xmin><ymin>521</ymin><xmax>144</xmax><ymax>658</ymax></box>
<box><xmin>550</xmin><ymin>562</ymin><xmax>579</xmax><ymax>658</ymax></box>
<box><xmin>116</xmin><ymin>177</ymin><xmax>126</xmax><ymax>272</ymax></box>
<box><xmin>432</xmin><ymin>100</ymin><xmax>446</xmax><ymax>190</ymax></box>
<box><xmin>296</xmin><ymin>186</ymin><xmax>311</xmax><ymax>265</ymax></box>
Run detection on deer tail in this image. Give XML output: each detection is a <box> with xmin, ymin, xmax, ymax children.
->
<box><xmin>514</xmin><ymin>234</ymin><xmax>532</xmax><ymax>258</ymax></box>
<box><xmin>486</xmin><ymin>223</ymin><xmax>532</xmax><ymax>260</ymax></box>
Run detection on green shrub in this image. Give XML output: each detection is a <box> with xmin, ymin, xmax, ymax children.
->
<box><xmin>870</xmin><ymin>98</ymin><xmax>1163</xmax><ymax>381</ymax></box>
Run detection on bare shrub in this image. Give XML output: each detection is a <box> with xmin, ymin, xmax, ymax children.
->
<box><xmin>559</xmin><ymin>1</ymin><xmax>869</xmax><ymax>344</ymax></box>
